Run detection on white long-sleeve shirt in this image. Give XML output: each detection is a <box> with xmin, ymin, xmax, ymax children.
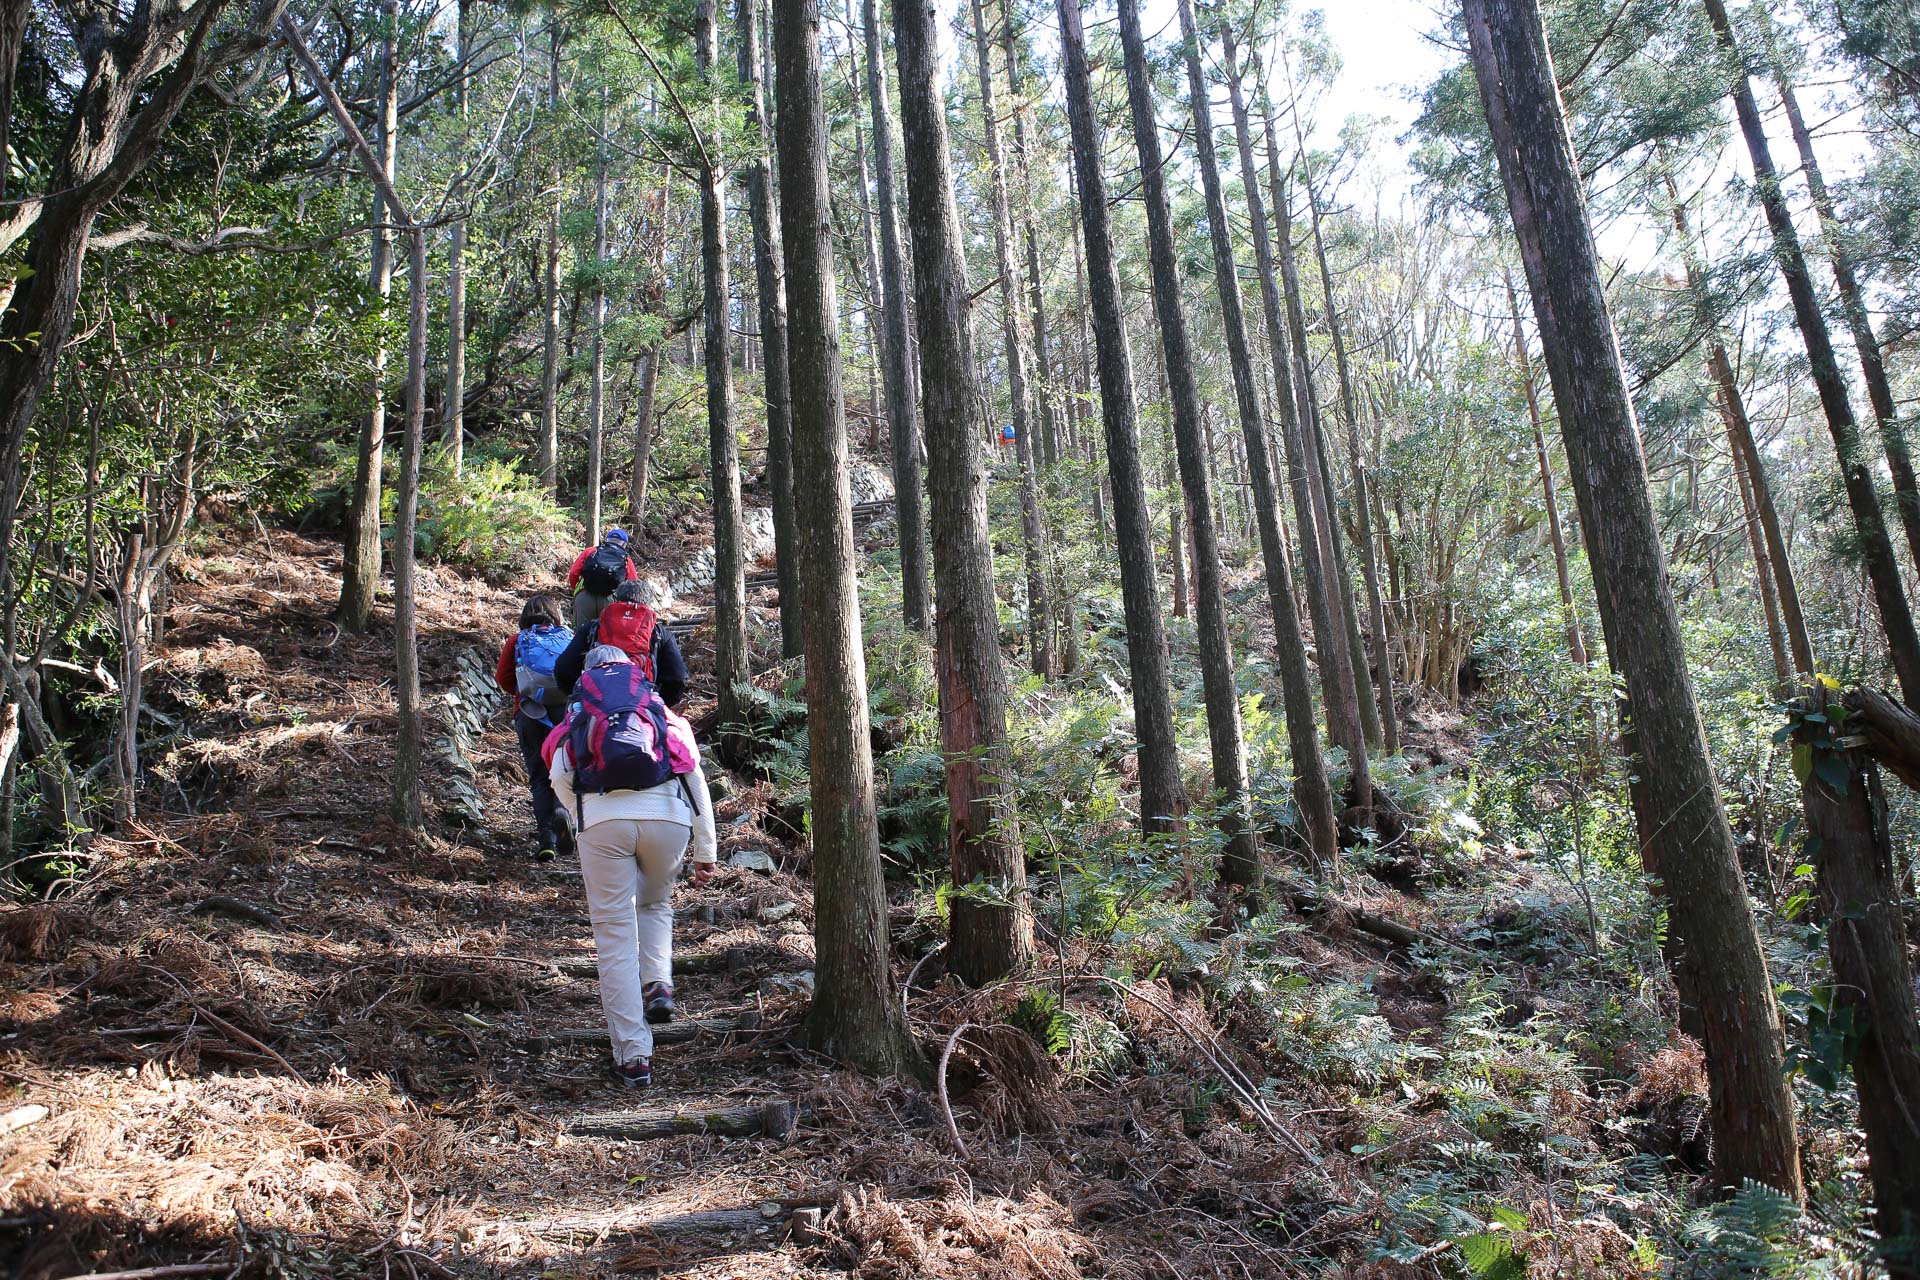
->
<box><xmin>549</xmin><ymin>744</ymin><xmax>718</xmax><ymax>864</ymax></box>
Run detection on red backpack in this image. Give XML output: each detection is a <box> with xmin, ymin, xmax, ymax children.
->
<box><xmin>597</xmin><ymin>601</ymin><xmax>657</xmax><ymax>678</ymax></box>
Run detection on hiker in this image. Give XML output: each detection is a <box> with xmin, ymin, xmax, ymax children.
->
<box><xmin>567</xmin><ymin>528</ymin><xmax>639</xmax><ymax>628</ymax></box>
<box><xmin>555</xmin><ymin>578</ymin><xmax>689</xmax><ymax>708</ymax></box>
<box><xmin>493</xmin><ymin>594</ymin><xmax>572</xmax><ymax>862</ymax></box>
<box><xmin>546</xmin><ymin>644</ymin><xmax>716</xmax><ymax>1089</ymax></box>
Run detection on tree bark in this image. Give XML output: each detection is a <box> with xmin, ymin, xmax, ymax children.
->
<box><xmin>1466</xmin><ymin>0</ymin><xmax>1801</xmax><ymax>1198</ymax></box>
<box><xmin>966</xmin><ymin>0</ymin><xmax>1053</xmax><ymax>679</ymax></box>
<box><xmin>1119</xmin><ymin>0</ymin><xmax>1257</xmax><ymax>891</ymax></box>
<box><xmin>773</xmin><ymin>0</ymin><xmax>922</xmax><ymax>1074</ymax></box>
<box><xmin>894</xmin><ymin>0</ymin><xmax>1034</xmax><ymax>984</ymax></box>
<box><xmin>1729</xmin><ymin>410</ymin><xmax>1792</xmax><ymax>693</ymax></box>
<box><xmin>739</xmin><ymin>0</ymin><xmax>801</xmax><ymax>659</ymax></box>
<box><xmin>1214</xmin><ymin>21</ymin><xmax>1340</xmax><ymax>874</ymax></box>
<box><xmin>696</xmin><ymin>0</ymin><xmax>751</xmax><ymax>744</ymax></box>
<box><xmin>339</xmin><ymin>3</ymin><xmax>398</xmax><ymax>633</ymax></box>
<box><xmin>1056</xmin><ymin>0</ymin><xmax>1185</xmax><ymax>838</ymax></box>
<box><xmin>1504</xmin><ymin>269</ymin><xmax>1588</xmax><ymax>667</ymax></box>
<box><xmin>538</xmin><ymin>27</ymin><xmax>564</xmax><ymax>495</ymax></box>
<box><xmin>861</xmin><ymin>0</ymin><xmax>931</xmax><ymax>633</ymax></box>
<box><xmin>1796</xmin><ymin>686</ymin><xmax>1920</xmax><ymax>1258</ymax></box>
<box><xmin>585</xmin><ymin>90</ymin><xmax>609</xmax><ymax>541</ymax></box>
<box><xmin>1703</xmin><ymin>0</ymin><xmax>1920</xmax><ymax>707</ymax></box>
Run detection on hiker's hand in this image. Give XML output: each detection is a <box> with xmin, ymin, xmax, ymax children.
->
<box><xmin>691</xmin><ymin>861</ymin><xmax>714</xmax><ymax>887</ymax></box>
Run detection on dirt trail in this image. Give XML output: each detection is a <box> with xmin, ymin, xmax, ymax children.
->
<box><xmin>0</xmin><ymin>527</ymin><xmax>1512</xmax><ymax>1279</ymax></box>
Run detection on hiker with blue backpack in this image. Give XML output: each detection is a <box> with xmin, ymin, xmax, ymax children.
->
<box><xmin>566</xmin><ymin>528</ymin><xmax>639</xmax><ymax>629</ymax></box>
<box><xmin>545</xmin><ymin>644</ymin><xmax>716</xmax><ymax>1089</ymax></box>
<box><xmin>493</xmin><ymin>594</ymin><xmax>573</xmax><ymax>862</ymax></box>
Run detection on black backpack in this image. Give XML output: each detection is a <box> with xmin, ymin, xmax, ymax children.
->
<box><xmin>580</xmin><ymin>540</ymin><xmax>628</xmax><ymax>596</ymax></box>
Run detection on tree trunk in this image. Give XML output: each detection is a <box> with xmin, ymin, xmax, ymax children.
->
<box><xmin>1119</xmin><ymin>0</ymin><xmax>1257</xmax><ymax>892</ymax></box>
<box><xmin>339</xmin><ymin>3</ymin><xmax>399</xmax><ymax>634</ymax></box>
<box><xmin>629</xmin><ymin>348</ymin><xmax>661</xmax><ymax>528</ymax></box>
<box><xmin>1729</xmin><ymin>411</ymin><xmax>1792</xmax><ymax>693</ymax></box>
<box><xmin>1057</xmin><ymin>0</ymin><xmax>1185</xmax><ymax>837</ymax></box>
<box><xmin>1250</xmin><ymin>54</ymin><xmax>1372</xmax><ymax>816</ymax></box>
<box><xmin>1465</xmin><ymin>0</ymin><xmax>1801</xmax><ymax>1199</ymax></box>
<box><xmin>1764</xmin><ymin>27</ymin><xmax>1920</xmax><ymax>575</ymax></box>
<box><xmin>861</xmin><ymin>0</ymin><xmax>931</xmax><ymax>633</ymax></box>
<box><xmin>1166</xmin><ymin>444</ymin><xmax>1188</xmax><ymax>619</ymax></box>
<box><xmin>966</xmin><ymin>0</ymin><xmax>1053</xmax><ymax>679</ymax></box>
<box><xmin>1505</xmin><ymin>269</ymin><xmax>1588</xmax><ymax>667</ymax></box>
<box><xmin>773</xmin><ymin>0</ymin><xmax>922</xmax><ymax>1074</ymax></box>
<box><xmin>1796</xmin><ymin>686</ymin><xmax>1920</xmax><ymax>1258</ymax></box>
<box><xmin>1300</xmin><ymin>151</ymin><xmax>1399</xmax><ymax>755</ymax></box>
<box><xmin>1213</xmin><ymin>20</ymin><xmax>1340</xmax><ymax>874</ymax></box>
<box><xmin>739</xmin><ymin>0</ymin><xmax>800</xmax><ymax>659</ymax></box>
<box><xmin>1703</xmin><ymin>0</ymin><xmax>1920</xmax><ymax>707</ymax></box>
<box><xmin>585</xmin><ymin>90</ymin><xmax>609</xmax><ymax>541</ymax></box>
<box><xmin>893</xmin><ymin>0</ymin><xmax>1034</xmax><ymax>984</ymax></box>
<box><xmin>539</xmin><ymin>27</ymin><xmax>564</xmax><ymax>496</ymax></box>
<box><xmin>441</xmin><ymin>0</ymin><xmax>471</xmax><ymax>476</ymax></box>
<box><xmin>696</xmin><ymin>0</ymin><xmax>752</xmax><ymax>744</ymax></box>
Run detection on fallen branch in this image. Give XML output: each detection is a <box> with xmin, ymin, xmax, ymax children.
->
<box><xmin>935</xmin><ymin>1021</ymin><xmax>976</xmax><ymax>1159</ymax></box>
<box><xmin>191</xmin><ymin>1005</ymin><xmax>308</xmax><ymax>1086</ymax></box>
<box><xmin>193</xmin><ymin>896</ymin><xmax>284</xmax><ymax>931</ymax></box>
<box><xmin>569</xmin><ymin>1098</ymin><xmax>796</xmax><ymax>1141</ymax></box>
<box><xmin>61</xmin><ymin>1265</ymin><xmax>234</xmax><ymax>1280</ymax></box>
<box><xmin>1844</xmin><ymin>687</ymin><xmax>1920</xmax><ymax>792</ymax></box>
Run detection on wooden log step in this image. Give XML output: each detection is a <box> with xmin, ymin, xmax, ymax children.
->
<box><xmin>569</xmin><ymin>1098</ymin><xmax>797</xmax><ymax>1141</ymax></box>
<box><xmin>521</xmin><ymin>1196</ymin><xmax>830</xmax><ymax>1242</ymax></box>
<box><xmin>555</xmin><ymin>947</ymin><xmax>804</xmax><ymax>980</ymax></box>
<box><xmin>521</xmin><ymin>1013</ymin><xmax>765</xmax><ymax>1053</ymax></box>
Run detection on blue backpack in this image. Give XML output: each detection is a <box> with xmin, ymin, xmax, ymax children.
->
<box><xmin>569</xmin><ymin>664</ymin><xmax>677</xmax><ymax>806</ymax></box>
<box><xmin>514</xmin><ymin>624</ymin><xmax>572</xmax><ymax>723</ymax></box>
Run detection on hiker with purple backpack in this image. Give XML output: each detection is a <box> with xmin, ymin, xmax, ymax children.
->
<box><xmin>545</xmin><ymin>644</ymin><xmax>716</xmax><ymax>1089</ymax></box>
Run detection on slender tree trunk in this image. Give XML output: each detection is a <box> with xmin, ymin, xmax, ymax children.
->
<box><xmin>1056</xmin><ymin>0</ymin><xmax>1186</xmax><ymax>837</ymax></box>
<box><xmin>629</xmin><ymin>172</ymin><xmax>670</xmax><ymax>530</ymax></box>
<box><xmin>1728</xmin><ymin>407</ymin><xmax>1792</xmax><ymax>692</ymax></box>
<box><xmin>1764</xmin><ymin>28</ymin><xmax>1920</xmax><ymax>573</ymax></box>
<box><xmin>1466</xmin><ymin>0</ymin><xmax>1801</xmax><ymax>1199</ymax></box>
<box><xmin>1166</xmin><ymin>444</ymin><xmax>1188</xmax><ymax>619</ymax></box>
<box><xmin>739</xmin><ymin>0</ymin><xmax>800</xmax><ymax>658</ymax></box>
<box><xmin>860</xmin><ymin>0</ymin><xmax>930</xmax><ymax>632</ymax></box>
<box><xmin>1119</xmin><ymin>0</ymin><xmax>1257</xmax><ymax>891</ymax></box>
<box><xmin>1213</xmin><ymin>20</ymin><xmax>1339</xmax><ymax>873</ymax></box>
<box><xmin>773</xmin><ymin>0</ymin><xmax>921</xmax><ymax>1074</ymax></box>
<box><xmin>967</xmin><ymin>0</ymin><xmax>1052</xmax><ymax>678</ymax></box>
<box><xmin>894</xmin><ymin>0</ymin><xmax>1033</xmax><ymax>984</ymax></box>
<box><xmin>1300</xmin><ymin>152</ymin><xmax>1399</xmax><ymax>754</ymax></box>
<box><xmin>1505</xmin><ymin>270</ymin><xmax>1588</xmax><ymax>666</ymax></box>
<box><xmin>441</xmin><ymin>0</ymin><xmax>470</xmax><ymax>476</ymax></box>
<box><xmin>1704</xmin><ymin>0</ymin><xmax>1920</xmax><ymax>707</ymax></box>
<box><xmin>695</xmin><ymin>0</ymin><xmax>751</xmax><ymax>742</ymax></box>
<box><xmin>1249</xmin><ymin>55</ymin><xmax>1371</xmax><ymax>815</ymax></box>
<box><xmin>338</xmin><ymin>2</ymin><xmax>399</xmax><ymax>633</ymax></box>
<box><xmin>585</xmin><ymin>91</ymin><xmax>609</xmax><ymax>540</ymax></box>
<box><xmin>539</xmin><ymin>27</ymin><xmax>564</xmax><ymax>495</ymax></box>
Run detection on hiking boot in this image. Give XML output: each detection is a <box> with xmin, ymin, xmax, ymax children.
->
<box><xmin>554</xmin><ymin>825</ymin><xmax>576</xmax><ymax>859</ymax></box>
<box><xmin>643</xmin><ymin>981</ymin><xmax>675</xmax><ymax>1024</ymax></box>
<box><xmin>533</xmin><ymin>842</ymin><xmax>556</xmax><ymax>864</ymax></box>
<box><xmin>612</xmin><ymin>1058</ymin><xmax>652</xmax><ymax>1089</ymax></box>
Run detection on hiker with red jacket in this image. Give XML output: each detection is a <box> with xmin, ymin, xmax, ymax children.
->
<box><xmin>493</xmin><ymin>594</ymin><xmax>573</xmax><ymax>862</ymax></box>
<box><xmin>555</xmin><ymin>578</ymin><xmax>689</xmax><ymax>708</ymax></box>
<box><xmin>547</xmin><ymin>644</ymin><xmax>716</xmax><ymax>1090</ymax></box>
<box><xmin>567</xmin><ymin>528</ymin><xmax>639</xmax><ymax>628</ymax></box>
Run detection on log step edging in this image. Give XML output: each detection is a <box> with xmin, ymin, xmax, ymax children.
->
<box><xmin>568</xmin><ymin>1098</ymin><xmax>797</xmax><ymax>1141</ymax></box>
<box><xmin>520</xmin><ymin>1013</ymin><xmax>766</xmax><ymax>1053</ymax></box>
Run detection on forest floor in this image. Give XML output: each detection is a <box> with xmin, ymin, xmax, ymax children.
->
<box><xmin>1</xmin><ymin>526</ymin><xmax>1699</xmax><ymax>1279</ymax></box>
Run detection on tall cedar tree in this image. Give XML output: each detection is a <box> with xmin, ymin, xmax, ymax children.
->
<box><xmin>892</xmin><ymin>0</ymin><xmax>1034</xmax><ymax>984</ymax></box>
<box><xmin>1464</xmin><ymin>0</ymin><xmax>1802</xmax><ymax>1197</ymax></box>
<box><xmin>1056</xmin><ymin>0</ymin><xmax>1189</xmax><ymax>838</ymax></box>
<box><xmin>1240</xmin><ymin>49</ymin><xmax>1374</xmax><ymax>815</ymax></box>
<box><xmin>1200</xmin><ymin>14</ymin><xmax>1339</xmax><ymax>875</ymax></box>
<box><xmin>338</xmin><ymin>2</ymin><xmax>398</xmax><ymax>632</ymax></box>
<box><xmin>772</xmin><ymin>0</ymin><xmax>921</xmax><ymax>1074</ymax></box>
<box><xmin>695</xmin><ymin>0</ymin><xmax>752</xmax><ymax>744</ymax></box>
<box><xmin>1117</xmin><ymin>0</ymin><xmax>1259</xmax><ymax>892</ymax></box>
<box><xmin>967</xmin><ymin>0</ymin><xmax>1053</xmax><ymax>679</ymax></box>
<box><xmin>440</xmin><ymin>0</ymin><xmax>471</xmax><ymax>476</ymax></box>
<box><xmin>538</xmin><ymin>30</ymin><xmax>563</xmax><ymax>493</ymax></box>
<box><xmin>737</xmin><ymin>0</ymin><xmax>802</xmax><ymax>658</ymax></box>
<box><xmin>861</xmin><ymin>0</ymin><xmax>932</xmax><ymax>632</ymax></box>
<box><xmin>1701</xmin><ymin>0</ymin><xmax>1920</xmax><ymax>708</ymax></box>
<box><xmin>585</xmin><ymin>90</ymin><xmax>609</xmax><ymax>538</ymax></box>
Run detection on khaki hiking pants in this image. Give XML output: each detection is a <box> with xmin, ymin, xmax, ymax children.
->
<box><xmin>577</xmin><ymin>817</ymin><xmax>690</xmax><ymax>1064</ymax></box>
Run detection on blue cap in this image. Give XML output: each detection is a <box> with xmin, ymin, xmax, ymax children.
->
<box><xmin>605</xmin><ymin>528</ymin><xmax>629</xmax><ymax>544</ymax></box>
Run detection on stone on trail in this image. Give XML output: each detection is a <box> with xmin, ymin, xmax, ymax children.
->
<box><xmin>727</xmin><ymin>848</ymin><xmax>777</xmax><ymax>873</ymax></box>
<box><xmin>759</xmin><ymin>970</ymin><xmax>815</xmax><ymax>997</ymax></box>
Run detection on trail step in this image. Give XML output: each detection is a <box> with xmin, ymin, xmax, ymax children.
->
<box><xmin>569</xmin><ymin>1098</ymin><xmax>797</xmax><ymax>1141</ymax></box>
<box><xmin>519</xmin><ymin>1197</ymin><xmax>829</xmax><ymax>1242</ymax></box>
<box><xmin>521</xmin><ymin>1013</ymin><xmax>766</xmax><ymax>1053</ymax></box>
<box><xmin>555</xmin><ymin>947</ymin><xmax>806</xmax><ymax>980</ymax></box>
